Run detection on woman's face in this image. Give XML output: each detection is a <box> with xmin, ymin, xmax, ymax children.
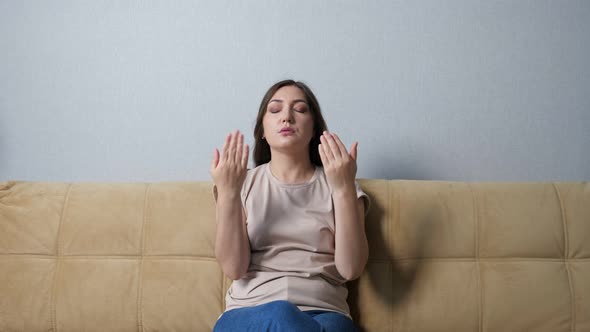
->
<box><xmin>262</xmin><ymin>85</ymin><xmax>314</xmax><ymax>154</ymax></box>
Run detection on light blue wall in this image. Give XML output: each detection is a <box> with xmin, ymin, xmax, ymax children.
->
<box><xmin>1</xmin><ymin>1</ymin><xmax>588</xmax><ymax>182</ymax></box>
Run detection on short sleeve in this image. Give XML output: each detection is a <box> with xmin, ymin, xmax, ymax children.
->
<box><xmin>355</xmin><ymin>180</ymin><xmax>371</xmax><ymax>217</ymax></box>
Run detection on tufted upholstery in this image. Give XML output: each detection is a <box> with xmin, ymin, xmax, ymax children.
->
<box><xmin>0</xmin><ymin>180</ymin><xmax>589</xmax><ymax>331</ymax></box>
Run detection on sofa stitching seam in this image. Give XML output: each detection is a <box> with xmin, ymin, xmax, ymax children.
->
<box><xmin>50</xmin><ymin>182</ymin><xmax>72</xmax><ymax>332</ymax></box>
<box><xmin>137</xmin><ymin>183</ymin><xmax>150</xmax><ymax>332</ymax></box>
<box><xmin>470</xmin><ymin>183</ymin><xmax>483</xmax><ymax>332</ymax></box>
<box><xmin>552</xmin><ymin>183</ymin><xmax>575</xmax><ymax>332</ymax></box>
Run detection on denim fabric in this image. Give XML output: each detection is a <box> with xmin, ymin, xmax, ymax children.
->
<box><xmin>213</xmin><ymin>300</ymin><xmax>359</xmax><ymax>332</ymax></box>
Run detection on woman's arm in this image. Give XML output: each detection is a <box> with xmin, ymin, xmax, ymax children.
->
<box><xmin>319</xmin><ymin>131</ymin><xmax>369</xmax><ymax>280</ymax></box>
<box><xmin>332</xmin><ymin>189</ymin><xmax>368</xmax><ymax>280</ymax></box>
<box><xmin>214</xmin><ymin>190</ymin><xmax>250</xmax><ymax>280</ymax></box>
<box><xmin>210</xmin><ymin>130</ymin><xmax>251</xmax><ymax>280</ymax></box>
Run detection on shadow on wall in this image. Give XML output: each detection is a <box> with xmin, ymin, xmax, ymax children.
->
<box><xmin>347</xmin><ymin>184</ymin><xmax>437</xmax><ymax>331</ymax></box>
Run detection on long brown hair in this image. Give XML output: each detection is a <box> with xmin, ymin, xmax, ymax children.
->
<box><xmin>253</xmin><ymin>80</ymin><xmax>328</xmax><ymax>167</ymax></box>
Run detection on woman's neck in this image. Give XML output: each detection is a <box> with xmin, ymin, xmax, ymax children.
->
<box><xmin>268</xmin><ymin>154</ymin><xmax>315</xmax><ymax>184</ymax></box>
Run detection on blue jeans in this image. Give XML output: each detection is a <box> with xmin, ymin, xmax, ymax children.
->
<box><xmin>213</xmin><ymin>300</ymin><xmax>359</xmax><ymax>332</ymax></box>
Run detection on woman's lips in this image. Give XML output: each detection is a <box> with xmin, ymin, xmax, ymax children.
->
<box><xmin>280</xmin><ymin>128</ymin><xmax>294</xmax><ymax>133</ymax></box>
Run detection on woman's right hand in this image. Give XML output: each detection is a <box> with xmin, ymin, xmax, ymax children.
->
<box><xmin>210</xmin><ymin>130</ymin><xmax>249</xmax><ymax>195</ymax></box>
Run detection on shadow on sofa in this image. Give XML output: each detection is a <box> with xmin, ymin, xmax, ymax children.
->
<box><xmin>347</xmin><ymin>191</ymin><xmax>437</xmax><ymax>331</ymax></box>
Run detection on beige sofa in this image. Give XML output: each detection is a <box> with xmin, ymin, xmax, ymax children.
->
<box><xmin>1</xmin><ymin>180</ymin><xmax>588</xmax><ymax>331</ymax></box>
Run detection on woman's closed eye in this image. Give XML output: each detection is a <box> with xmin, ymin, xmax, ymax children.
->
<box><xmin>268</xmin><ymin>108</ymin><xmax>306</xmax><ymax>114</ymax></box>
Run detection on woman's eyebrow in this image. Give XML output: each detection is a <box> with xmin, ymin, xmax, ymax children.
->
<box><xmin>293</xmin><ymin>99</ymin><xmax>308</xmax><ymax>105</ymax></box>
<box><xmin>268</xmin><ymin>99</ymin><xmax>308</xmax><ymax>105</ymax></box>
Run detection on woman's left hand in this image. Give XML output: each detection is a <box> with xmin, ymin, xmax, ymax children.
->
<box><xmin>318</xmin><ymin>131</ymin><xmax>358</xmax><ymax>194</ymax></box>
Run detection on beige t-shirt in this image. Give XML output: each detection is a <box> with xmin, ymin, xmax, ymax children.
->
<box><xmin>223</xmin><ymin>163</ymin><xmax>370</xmax><ymax>317</ymax></box>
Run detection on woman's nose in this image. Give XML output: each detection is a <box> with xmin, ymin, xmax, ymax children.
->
<box><xmin>281</xmin><ymin>111</ymin><xmax>293</xmax><ymax>123</ymax></box>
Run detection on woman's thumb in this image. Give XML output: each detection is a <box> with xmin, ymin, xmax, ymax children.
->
<box><xmin>210</xmin><ymin>148</ymin><xmax>220</xmax><ymax>171</ymax></box>
<box><xmin>350</xmin><ymin>142</ymin><xmax>358</xmax><ymax>161</ymax></box>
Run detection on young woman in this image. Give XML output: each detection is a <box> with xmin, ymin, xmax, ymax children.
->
<box><xmin>210</xmin><ymin>80</ymin><xmax>369</xmax><ymax>332</ymax></box>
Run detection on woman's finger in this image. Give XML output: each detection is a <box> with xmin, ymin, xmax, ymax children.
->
<box><xmin>320</xmin><ymin>134</ymin><xmax>335</xmax><ymax>161</ymax></box>
<box><xmin>241</xmin><ymin>144</ymin><xmax>249</xmax><ymax>168</ymax></box>
<box><xmin>350</xmin><ymin>142</ymin><xmax>358</xmax><ymax>161</ymax></box>
<box><xmin>210</xmin><ymin>148</ymin><xmax>220</xmax><ymax>172</ymax></box>
<box><xmin>222</xmin><ymin>132</ymin><xmax>233</xmax><ymax>162</ymax></box>
<box><xmin>331</xmin><ymin>133</ymin><xmax>349</xmax><ymax>159</ymax></box>
<box><xmin>227</xmin><ymin>130</ymin><xmax>238</xmax><ymax>163</ymax></box>
<box><xmin>323</xmin><ymin>131</ymin><xmax>341</xmax><ymax>159</ymax></box>
<box><xmin>235</xmin><ymin>132</ymin><xmax>243</xmax><ymax>164</ymax></box>
<box><xmin>318</xmin><ymin>143</ymin><xmax>328</xmax><ymax>166</ymax></box>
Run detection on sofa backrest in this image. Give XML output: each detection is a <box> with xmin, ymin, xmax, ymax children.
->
<box><xmin>350</xmin><ymin>180</ymin><xmax>589</xmax><ymax>331</ymax></box>
<box><xmin>0</xmin><ymin>180</ymin><xmax>588</xmax><ymax>331</ymax></box>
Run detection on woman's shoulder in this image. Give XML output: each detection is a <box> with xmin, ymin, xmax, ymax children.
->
<box><xmin>240</xmin><ymin>163</ymin><xmax>270</xmax><ymax>201</ymax></box>
<box><xmin>243</xmin><ymin>163</ymin><xmax>269</xmax><ymax>186</ymax></box>
<box><xmin>245</xmin><ymin>163</ymin><xmax>267</xmax><ymax>177</ymax></box>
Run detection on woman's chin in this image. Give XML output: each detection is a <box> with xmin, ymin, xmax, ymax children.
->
<box><xmin>268</xmin><ymin>141</ymin><xmax>308</xmax><ymax>154</ymax></box>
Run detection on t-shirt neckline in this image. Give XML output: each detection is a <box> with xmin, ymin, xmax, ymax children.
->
<box><xmin>265</xmin><ymin>163</ymin><xmax>319</xmax><ymax>188</ymax></box>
